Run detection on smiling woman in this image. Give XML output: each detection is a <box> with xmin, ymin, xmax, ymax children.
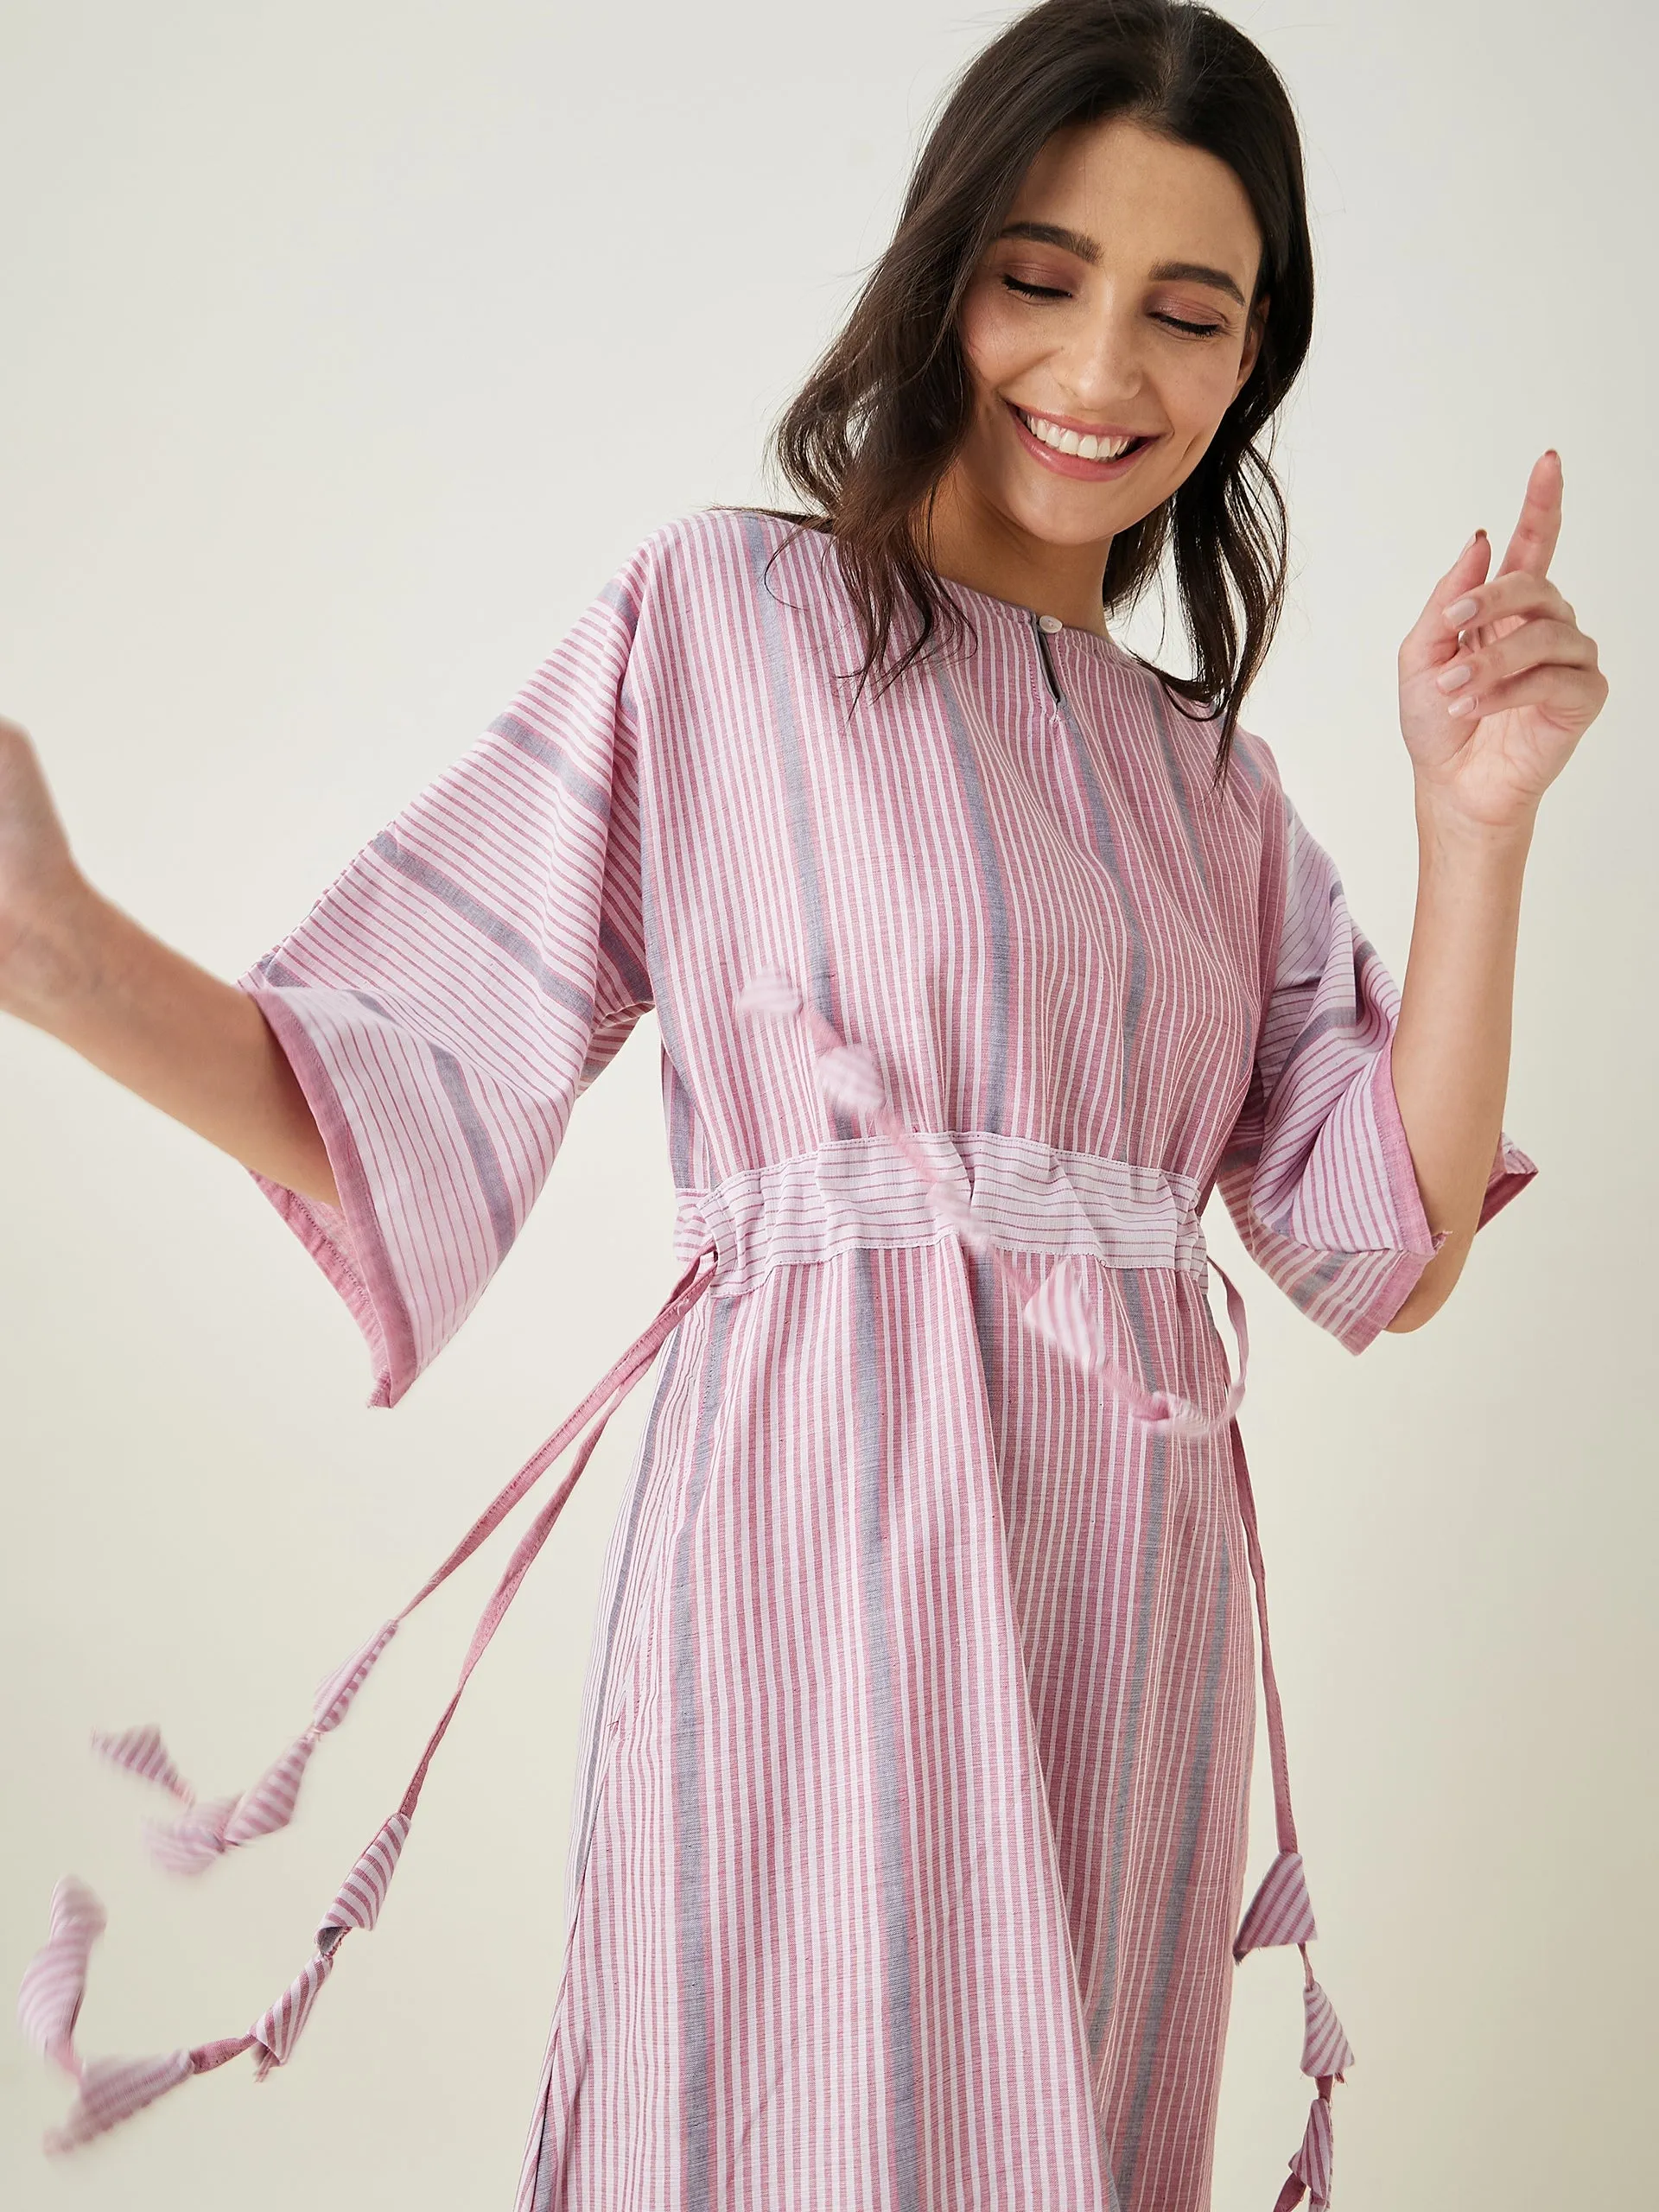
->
<box><xmin>769</xmin><ymin>0</ymin><xmax>1313</xmax><ymax>764</ymax></box>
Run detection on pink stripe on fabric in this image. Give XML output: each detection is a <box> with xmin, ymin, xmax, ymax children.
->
<box><xmin>16</xmin><ymin>1878</ymin><xmax>105</xmax><ymax>2072</ymax></box>
<box><xmin>1234</xmin><ymin>1850</ymin><xmax>1319</xmax><ymax>1960</ymax></box>
<box><xmin>90</xmin><ymin>1725</ymin><xmax>190</xmax><ymax>1801</ymax></box>
<box><xmin>1300</xmin><ymin>1980</ymin><xmax>1355</xmax><ymax>2081</ymax></box>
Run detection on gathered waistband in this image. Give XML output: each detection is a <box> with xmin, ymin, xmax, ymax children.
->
<box><xmin>672</xmin><ymin>1129</ymin><xmax>1209</xmax><ymax>1296</ymax></box>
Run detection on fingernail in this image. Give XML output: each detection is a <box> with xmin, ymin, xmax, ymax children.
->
<box><xmin>1446</xmin><ymin>694</ymin><xmax>1477</xmax><ymax>717</ymax></box>
<box><xmin>1460</xmin><ymin>531</ymin><xmax>1477</xmax><ymax>553</ymax></box>
<box><xmin>1442</xmin><ymin>594</ymin><xmax>1479</xmax><ymax>624</ymax></box>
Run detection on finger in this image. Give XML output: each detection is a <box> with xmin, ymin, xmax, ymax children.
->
<box><xmin>1436</xmin><ymin>618</ymin><xmax>1596</xmax><ymax>704</ymax></box>
<box><xmin>1442</xmin><ymin>662</ymin><xmax>1602</xmax><ymax>731</ymax></box>
<box><xmin>1401</xmin><ymin>529</ymin><xmax>1492</xmax><ymax>675</ymax></box>
<box><xmin>1493</xmin><ymin>449</ymin><xmax>1563</xmax><ymax>579</ymax></box>
<box><xmin>1439</xmin><ymin>570</ymin><xmax>1575</xmax><ymax>642</ymax></box>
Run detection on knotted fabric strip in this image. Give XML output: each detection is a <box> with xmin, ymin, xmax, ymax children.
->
<box><xmin>1228</xmin><ymin>1412</ymin><xmax>1356</xmax><ymax>2205</ymax></box>
<box><xmin>20</xmin><ymin>1241</ymin><xmax>718</xmax><ymax>2153</ymax></box>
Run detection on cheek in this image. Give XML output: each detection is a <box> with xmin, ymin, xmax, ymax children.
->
<box><xmin>957</xmin><ymin>286</ymin><xmax>1034</xmax><ymax>394</ymax></box>
<box><xmin>1166</xmin><ymin>349</ymin><xmax>1248</xmax><ymax>430</ymax></box>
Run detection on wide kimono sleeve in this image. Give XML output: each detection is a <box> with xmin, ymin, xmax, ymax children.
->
<box><xmin>1214</xmin><ymin>781</ymin><xmax>1537</xmax><ymax>1353</ymax></box>
<box><xmin>237</xmin><ymin>559</ymin><xmax>656</xmax><ymax>1408</ymax></box>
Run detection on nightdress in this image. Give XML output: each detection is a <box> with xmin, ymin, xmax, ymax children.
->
<box><xmin>231</xmin><ymin>505</ymin><xmax>1535</xmax><ymax>2211</ymax></box>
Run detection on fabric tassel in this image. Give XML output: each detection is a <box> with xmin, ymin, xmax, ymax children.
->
<box><xmin>1300</xmin><ymin>1979</ymin><xmax>1354</xmax><ymax>2082</ymax></box>
<box><xmin>98</xmin><ymin>1617</ymin><xmax>401</xmax><ymax>1877</ymax></box>
<box><xmin>812</xmin><ymin>1040</ymin><xmax>886</xmax><ymax>1115</ymax></box>
<box><xmin>249</xmin><ymin>1950</ymin><xmax>336</xmax><ymax>2080</ymax></box>
<box><xmin>91</xmin><ymin>1724</ymin><xmax>192</xmax><ymax>1802</ymax></box>
<box><xmin>316</xmin><ymin>1814</ymin><xmax>410</xmax><ymax>1949</ymax></box>
<box><xmin>17</xmin><ymin>1875</ymin><xmax>105</xmax><ymax>2073</ymax></box>
<box><xmin>223</xmin><ymin>1732</ymin><xmax>320</xmax><ymax>1846</ymax></box>
<box><xmin>1234</xmin><ymin>1848</ymin><xmax>1319</xmax><ymax>1960</ymax></box>
<box><xmin>312</xmin><ymin>1620</ymin><xmax>399</xmax><ymax>1733</ymax></box>
<box><xmin>1272</xmin><ymin>2084</ymin><xmax>1335</xmax><ymax>2211</ymax></box>
<box><xmin>143</xmin><ymin>1794</ymin><xmax>238</xmax><ymax>1874</ymax></box>
<box><xmin>734</xmin><ymin>970</ymin><xmax>803</xmax><ymax>1020</ymax></box>
<box><xmin>44</xmin><ymin>2050</ymin><xmax>197</xmax><ymax>2154</ymax></box>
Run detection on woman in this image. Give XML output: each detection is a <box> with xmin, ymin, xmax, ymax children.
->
<box><xmin>6</xmin><ymin>2</ymin><xmax>1605</xmax><ymax>2207</ymax></box>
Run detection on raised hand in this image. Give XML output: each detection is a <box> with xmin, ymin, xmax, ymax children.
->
<box><xmin>0</xmin><ymin>715</ymin><xmax>88</xmax><ymax>1014</ymax></box>
<box><xmin>1396</xmin><ymin>450</ymin><xmax>1607</xmax><ymax>834</ymax></box>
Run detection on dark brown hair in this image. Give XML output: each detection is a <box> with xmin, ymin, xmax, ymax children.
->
<box><xmin>754</xmin><ymin>0</ymin><xmax>1314</xmax><ymax>779</ymax></box>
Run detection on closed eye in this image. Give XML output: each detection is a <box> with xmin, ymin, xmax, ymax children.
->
<box><xmin>1001</xmin><ymin>277</ymin><xmax>1223</xmax><ymax>337</ymax></box>
<box><xmin>1001</xmin><ymin>275</ymin><xmax>1070</xmax><ymax>302</ymax></box>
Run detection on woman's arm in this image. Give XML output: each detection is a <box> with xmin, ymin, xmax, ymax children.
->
<box><xmin>1383</xmin><ymin>804</ymin><xmax>1529</xmax><ymax>1329</ymax></box>
<box><xmin>1384</xmin><ymin>451</ymin><xmax>1605</xmax><ymax>1331</ymax></box>
<box><xmin>0</xmin><ymin>716</ymin><xmax>338</xmax><ymax>1206</ymax></box>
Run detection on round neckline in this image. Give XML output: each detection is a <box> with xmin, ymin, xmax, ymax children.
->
<box><xmin>753</xmin><ymin>510</ymin><xmax>1137</xmax><ymax>666</ymax></box>
<box><xmin>925</xmin><ymin>570</ymin><xmax>1132</xmax><ymax>663</ymax></box>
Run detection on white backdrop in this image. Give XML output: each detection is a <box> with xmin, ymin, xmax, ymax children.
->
<box><xmin>2</xmin><ymin>3</ymin><xmax>1651</xmax><ymax>2206</ymax></box>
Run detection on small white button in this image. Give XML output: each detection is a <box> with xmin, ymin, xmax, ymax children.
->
<box><xmin>1038</xmin><ymin>613</ymin><xmax>1064</xmax><ymax>633</ymax></box>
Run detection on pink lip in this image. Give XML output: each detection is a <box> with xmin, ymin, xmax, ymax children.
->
<box><xmin>1004</xmin><ymin>400</ymin><xmax>1159</xmax><ymax>481</ymax></box>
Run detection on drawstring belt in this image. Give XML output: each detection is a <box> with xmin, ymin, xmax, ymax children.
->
<box><xmin>18</xmin><ymin>969</ymin><xmax>1351</xmax><ymax>2208</ymax></box>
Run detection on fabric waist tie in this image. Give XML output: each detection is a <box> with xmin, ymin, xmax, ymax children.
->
<box><xmin>17</xmin><ymin>1241</ymin><xmax>719</xmax><ymax>2151</ymax></box>
<box><xmin>19</xmin><ymin>968</ymin><xmax>1353</xmax><ymax>2208</ymax></box>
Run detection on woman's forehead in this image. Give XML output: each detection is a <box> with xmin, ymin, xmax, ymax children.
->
<box><xmin>1005</xmin><ymin>116</ymin><xmax>1262</xmax><ymax>288</ymax></box>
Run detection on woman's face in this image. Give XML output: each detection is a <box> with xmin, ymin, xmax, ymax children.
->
<box><xmin>950</xmin><ymin>115</ymin><xmax>1268</xmax><ymax>556</ymax></box>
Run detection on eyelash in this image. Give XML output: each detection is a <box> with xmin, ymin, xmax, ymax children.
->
<box><xmin>1000</xmin><ymin>274</ymin><xmax>1223</xmax><ymax>336</ymax></box>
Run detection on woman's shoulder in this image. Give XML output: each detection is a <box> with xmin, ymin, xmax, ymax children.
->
<box><xmin>611</xmin><ymin>504</ymin><xmax>829</xmax><ymax>613</ymax></box>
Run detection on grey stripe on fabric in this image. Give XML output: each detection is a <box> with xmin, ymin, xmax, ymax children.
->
<box><xmin>598</xmin><ymin>913</ymin><xmax>652</xmax><ymax>1010</ymax></box>
<box><xmin>370</xmin><ymin>830</ymin><xmax>593</xmax><ymax>1021</ymax></box>
<box><xmin>670</xmin><ymin>1297</ymin><xmax>739</xmax><ymax>2212</ymax></box>
<box><xmin>1143</xmin><ymin>681</ymin><xmax>1211</xmax><ymax>897</ymax></box>
<box><xmin>567</xmin><ymin>1326</ymin><xmax>686</xmax><ymax>1906</ymax></box>
<box><xmin>1086</xmin><ymin>1440</ymin><xmax>1166</xmax><ymax>2059</ymax></box>
<box><xmin>429</xmin><ymin>1045</ymin><xmax>517</xmax><ymax>1263</ymax></box>
<box><xmin>488</xmin><ymin>712</ymin><xmax>613</xmax><ymax>820</ymax></box>
<box><xmin>600</xmin><ymin>574</ymin><xmax>641</xmax><ymax>626</ymax></box>
<box><xmin>1114</xmin><ymin>1540</ymin><xmax>1232</xmax><ymax>2209</ymax></box>
<box><xmin>740</xmin><ymin>511</ymin><xmax>849</xmax><ymax>1135</ymax></box>
<box><xmin>934</xmin><ymin>663</ymin><xmax>1014</xmax><ymax>1137</ymax></box>
<box><xmin>1058</xmin><ymin>696</ymin><xmax>1149</xmax><ymax>1111</ymax></box>
<box><xmin>852</xmin><ymin>1245</ymin><xmax>921</xmax><ymax>2212</ymax></box>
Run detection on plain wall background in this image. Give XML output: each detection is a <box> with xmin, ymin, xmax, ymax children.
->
<box><xmin>1</xmin><ymin>2</ymin><xmax>1651</xmax><ymax>2204</ymax></box>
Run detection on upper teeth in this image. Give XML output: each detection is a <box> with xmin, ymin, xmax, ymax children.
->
<box><xmin>1019</xmin><ymin>410</ymin><xmax>1138</xmax><ymax>461</ymax></box>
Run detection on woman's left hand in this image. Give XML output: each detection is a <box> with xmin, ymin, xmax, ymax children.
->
<box><xmin>1397</xmin><ymin>449</ymin><xmax>1608</xmax><ymax>834</ymax></box>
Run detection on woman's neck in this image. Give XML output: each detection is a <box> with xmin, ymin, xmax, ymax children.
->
<box><xmin>917</xmin><ymin>465</ymin><xmax>1115</xmax><ymax>636</ymax></box>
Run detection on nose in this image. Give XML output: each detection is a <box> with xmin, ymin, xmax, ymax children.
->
<box><xmin>1052</xmin><ymin>293</ymin><xmax>1148</xmax><ymax>419</ymax></box>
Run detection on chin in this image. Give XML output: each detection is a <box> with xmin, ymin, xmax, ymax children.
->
<box><xmin>990</xmin><ymin>467</ymin><xmax>1149</xmax><ymax>550</ymax></box>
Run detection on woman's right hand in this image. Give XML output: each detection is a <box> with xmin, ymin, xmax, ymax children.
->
<box><xmin>0</xmin><ymin>715</ymin><xmax>89</xmax><ymax>1018</ymax></box>
<box><xmin>0</xmin><ymin>714</ymin><xmax>338</xmax><ymax>1205</ymax></box>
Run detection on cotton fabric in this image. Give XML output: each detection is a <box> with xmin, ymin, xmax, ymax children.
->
<box><xmin>238</xmin><ymin>505</ymin><xmax>1534</xmax><ymax>2211</ymax></box>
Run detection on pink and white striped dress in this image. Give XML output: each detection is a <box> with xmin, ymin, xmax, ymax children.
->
<box><xmin>22</xmin><ymin>505</ymin><xmax>1535</xmax><ymax>2209</ymax></box>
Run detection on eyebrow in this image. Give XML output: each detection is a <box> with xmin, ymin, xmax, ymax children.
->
<box><xmin>995</xmin><ymin>221</ymin><xmax>1248</xmax><ymax>308</ymax></box>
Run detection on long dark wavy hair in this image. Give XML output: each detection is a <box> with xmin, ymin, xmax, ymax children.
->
<box><xmin>753</xmin><ymin>0</ymin><xmax>1314</xmax><ymax>779</ymax></box>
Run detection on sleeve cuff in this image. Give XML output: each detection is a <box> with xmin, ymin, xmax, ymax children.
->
<box><xmin>243</xmin><ymin>982</ymin><xmax>421</xmax><ymax>1408</ymax></box>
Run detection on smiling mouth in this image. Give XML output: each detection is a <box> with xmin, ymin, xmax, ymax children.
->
<box><xmin>1008</xmin><ymin>403</ymin><xmax>1155</xmax><ymax>463</ymax></box>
